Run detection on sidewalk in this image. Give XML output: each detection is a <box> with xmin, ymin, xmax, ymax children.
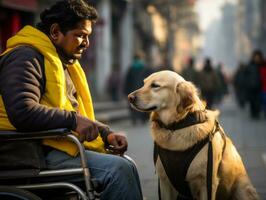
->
<box><xmin>94</xmin><ymin>100</ymin><xmax>129</xmax><ymax>123</ymax></box>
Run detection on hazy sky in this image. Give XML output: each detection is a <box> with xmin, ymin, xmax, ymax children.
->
<box><xmin>195</xmin><ymin>0</ymin><xmax>237</xmax><ymax>31</ymax></box>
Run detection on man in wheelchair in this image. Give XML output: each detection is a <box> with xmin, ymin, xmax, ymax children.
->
<box><xmin>0</xmin><ymin>0</ymin><xmax>143</xmax><ymax>199</ymax></box>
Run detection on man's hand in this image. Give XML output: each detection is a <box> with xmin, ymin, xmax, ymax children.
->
<box><xmin>74</xmin><ymin>114</ymin><xmax>99</xmax><ymax>142</ymax></box>
<box><xmin>106</xmin><ymin>133</ymin><xmax>128</xmax><ymax>155</ymax></box>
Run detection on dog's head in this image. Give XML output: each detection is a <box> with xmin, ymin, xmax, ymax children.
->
<box><xmin>128</xmin><ymin>70</ymin><xmax>205</xmax><ymax>123</ymax></box>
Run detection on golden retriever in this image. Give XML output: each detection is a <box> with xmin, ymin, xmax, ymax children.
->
<box><xmin>128</xmin><ymin>70</ymin><xmax>259</xmax><ymax>200</ymax></box>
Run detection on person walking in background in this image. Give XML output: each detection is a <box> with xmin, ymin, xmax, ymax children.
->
<box><xmin>259</xmin><ymin>56</ymin><xmax>266</xmax><ymax>118</ymax></box>
<box><xmin>233</xmin><ymin>62</ymin><xmax>248</xmax><ymax>108</ymax></box>
<box><xmin>106</xmin><ymin>64</ymin><xmax>122</xmax><ymax>101</ymax></box>
<box><xmin>124</xmin><ymin>52</ymin><xmax>151</xmax><ymax>124</ymax></box>
<box><xmin>215</xmin><ymin>63</ymin><xmax>229</xmax><ymax>104</ymax></box>
<box><xmin>198</xmin><ymin>58</ymin><xmax>220</xmax><ymax>109</ymax></box>
<box><xmin>0</xmin><ymin>1</ymin><xmax>143</xmax><ymax>199</ymax></box>
<box><xmin>245</xmin><ymin>50</ymin><xmax>263</xmax><ymax>119</ymax></box>
<box><xmin>181</xmin><ymin>56</ymin><xmax>199</xmax><ymax>86</ymax></box>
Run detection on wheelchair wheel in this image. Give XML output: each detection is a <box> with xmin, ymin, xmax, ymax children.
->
<box><xmin>0</xmin><ymin>186</ymin><xmax>41</xmax><ymax>200</ymax></box>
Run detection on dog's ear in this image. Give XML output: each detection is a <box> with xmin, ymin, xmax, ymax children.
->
<box><xmin>176</xmin><ymin>81</ymin><xmax>197</xmax><ymax>112</ymax></box>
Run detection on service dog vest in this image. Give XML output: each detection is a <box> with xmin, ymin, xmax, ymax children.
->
<box><xmin>154</xmin><ymin>136</ymin><xmax>210</xmax><ymax>199</ymax></box>
<box><xmin>153</xmin><ymin>111</ymin><xmax>210</xmax><ymax>199</ymax></box>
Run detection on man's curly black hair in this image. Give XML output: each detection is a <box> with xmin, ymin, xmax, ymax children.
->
<box><xmin>36</xmin><ymin>0</ymin><xmax>98</xmax><ymax>35</ymax></box>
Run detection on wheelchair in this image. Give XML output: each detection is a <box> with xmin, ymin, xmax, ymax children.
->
<box><xmin>0</xmin><ymin>128</ymin><xmax>135</xmax><ymax>200</ymax></box>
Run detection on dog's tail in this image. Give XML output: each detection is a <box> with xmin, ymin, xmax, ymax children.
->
<box><xmin>232</xmin><ymin>176</ymin><xmax>259</xmax><ymax>200</ymax></box>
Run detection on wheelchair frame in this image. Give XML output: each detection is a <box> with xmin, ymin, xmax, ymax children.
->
<box><xmin>0</xmin><ymin>128</ymin><xmax>98</xmax><ymax>200</ymax></box>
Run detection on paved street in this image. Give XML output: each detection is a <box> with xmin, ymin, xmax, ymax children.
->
<box><xmin>109</xmin><ymin>95</ymin><xmax>266</xmax><ymax>200</ymax></box>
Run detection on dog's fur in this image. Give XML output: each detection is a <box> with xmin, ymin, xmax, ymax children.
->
<box><xmin>128</xmin><ymin>70</ymin><xmax>259</xmax><ymax>200</ymax></box>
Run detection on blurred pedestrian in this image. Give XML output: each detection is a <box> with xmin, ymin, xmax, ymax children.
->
<box><xmin>106</xmin><ymin>65</ymin><xmax>122</xmax><ymax>101</ymax></box>
<box><xmin>233</xmin><ymin>62</ymin><xmax>247</xmax><ymax>108</ymax></box>
<box><xmin>181</xmin><ymin>57</ymin><xmax>199</xmax><ymax>86</ymax></box>
<box><xmin>124</xmin><ymin>53</ymin><xmax>151</xmax><ymax>124</ymax></box>
<box><xmin>215</xmin><ymin>63</ymin><xmax>228</xmax><ymax>104</ymax></box>
<box><xmin>245</xmin><ymin>50</ymin><xmax>263</xmax><ymax>119</ymax></box>
<box><xmin>259</xmin><ymin>56</ymin><xmax>266</xmax><ymax>118</ymax></box>
<box><xmin>198</xmin><ymin>58</ymin><xmax>220</xmax><ymax>109</ymax></box>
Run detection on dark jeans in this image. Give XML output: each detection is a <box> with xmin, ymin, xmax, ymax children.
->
<box><xmin>45</xmin><ymin>149</ymin><xmax>143</xmax><ymax>200</ymax></box>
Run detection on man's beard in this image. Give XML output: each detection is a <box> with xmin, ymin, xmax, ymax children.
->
<box><xmin>55</xmin><ymin>46</ymin><xmax>79</xmax><ymax>64</ymax></box>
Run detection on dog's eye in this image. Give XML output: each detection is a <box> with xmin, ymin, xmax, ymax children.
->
<box><xmin>151</xmin><ymin>83</ymin><xmax>160</xmax><ymax>88</ymax></box>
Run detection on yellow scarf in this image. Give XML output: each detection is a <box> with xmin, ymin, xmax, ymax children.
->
<box><xmin>0</xmin><ymin>25</ymin><xmax>105</xmax><ymax>156</ymax></box>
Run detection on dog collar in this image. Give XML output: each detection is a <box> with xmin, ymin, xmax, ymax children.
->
<box><xmin>153</xmin><ymin>110</ymin><xmax>208</xmax><ymax>131</ymax></box>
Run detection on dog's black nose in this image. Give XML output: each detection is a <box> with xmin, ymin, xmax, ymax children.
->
<box><xmin>128</xmin><ymin>94</ymin><xmax>137</xmax><ymax>103</ymax></box>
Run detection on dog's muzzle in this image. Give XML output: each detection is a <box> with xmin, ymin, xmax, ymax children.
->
<box><xmin>128</xmin><ymin>93</ymin><xmax>157</xmax><ymax>111</ymax></box>
<box><xmin>128</xmin><ymin>93</ymin><xmax>137</xmax><ymax>104</ymax></box>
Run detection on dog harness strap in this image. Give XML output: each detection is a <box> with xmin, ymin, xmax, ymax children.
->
<box><xmin>153</xmin><ymin>111</ymin><xmax>208</xmax><ymax>131</ymax></box>
<box><xmin>207</xmin><ymin>140</ymin><xmax>213</xmax><ymax>200</ymax></box>
<box><xmin>207</xmin><ymin>121</ymin><xmax>223</xmax><ymax>200</ymax></box>
<box><xmin>154</xmin><ymin>135</ymin><xmax>210</xmax><ymax>199</ymax></box>
<box><xmin>153</xmin><ymin>113</ymin><xmax>224</xmax><ymax>199</ymax></box>
<box><xmin>158</xmin><ymin>178</ymin><xmax>162</xmax><ymax>200</ymax></box>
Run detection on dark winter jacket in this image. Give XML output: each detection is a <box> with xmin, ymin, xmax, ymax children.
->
<box><xmin>0</xmin><ymin>46</ymin><xmax>111</xmax><ymax>137</ymax></box>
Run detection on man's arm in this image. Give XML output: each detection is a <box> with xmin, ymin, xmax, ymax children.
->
<box><xmin>0</xmin><ymin>46</ymin><xmax>76</xmax><ymax>131</ymax></box>
<box><xmin>94</xmin><ymin>120</ymin><xmax>128</xmax><ymax>154</ymax></box>
<box><xmin>94</xmin><ymin>120</ymin><xmax>112</xmax><ymax>143</ymax></box>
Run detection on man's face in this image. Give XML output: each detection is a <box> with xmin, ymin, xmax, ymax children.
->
<box><xmin>55</xmin><ymin>19</ymin><xmax>92</xmax><ymax>60</ymax></box>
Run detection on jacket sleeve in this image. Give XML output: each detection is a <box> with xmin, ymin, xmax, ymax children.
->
<box><xmin>0</xmin><ymin>46</ymin><xmax>77</xmax><ymax>131</ymax></box>
<box><xmin>94</xmin><ymin>120</ymin><xmax>113</xmax><ymax>144</ymax></box>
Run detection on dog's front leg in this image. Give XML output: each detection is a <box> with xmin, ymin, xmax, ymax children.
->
<box><xmin>156</xmin><ymin>157</ymin><xmax>178</xmax><ymax>200</ymax></box>
<box><xmin>196</xmin><ymin>181</ymin><xmax>219</xmax><ymax>200</ymax></box>
<box><xmin>159</xmin><ymin>178</ymin><xmax>178</xmax><ymax>200</ymax></box>
<box><xmin>189</xmin><ymin>166</ymin><xmax>219</xmax><ymax>200</ymax></box>
<box><xmin>189</xmin><ymin>178</ymin><xmax>207</xmax><ymax>200</ymax></box>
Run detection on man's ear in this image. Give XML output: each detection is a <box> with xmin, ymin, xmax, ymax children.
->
<box><xmin>49</xmin><ymin>23</ymin><xmax>61</xmax><ymax>42</ymax></box>
<box><xmin>176</xmin><ymin>81</ymin><xmax>196</xmax><ymax>112</ymax></box>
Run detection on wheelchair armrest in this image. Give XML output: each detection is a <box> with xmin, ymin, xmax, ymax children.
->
<box><xmin>0</xmin><ymin>128</ymin><xmax>71</xmax><ymax>141</ymax></box>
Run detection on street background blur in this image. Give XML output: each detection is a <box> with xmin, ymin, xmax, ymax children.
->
<box><xmin>1</xmin><ymin>0</ymin><xmax>266</xmax><ymax>199</ymax></box>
